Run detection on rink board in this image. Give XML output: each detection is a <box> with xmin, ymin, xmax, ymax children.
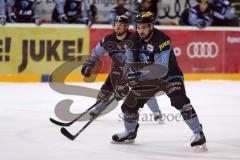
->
<box><xmin>1</xmin><ymin>24</ymin><xmax>240</xmax><ymax>82</ymax></box>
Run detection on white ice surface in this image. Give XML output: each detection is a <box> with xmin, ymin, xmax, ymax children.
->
<box><xmin>0</xmin><ymin>81</ymin><xmax>240</xmax><ymax>160</ymax></box>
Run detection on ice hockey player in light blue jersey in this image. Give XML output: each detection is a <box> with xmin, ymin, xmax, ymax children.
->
<box><xmin>81</xmin><ymin>15</ymin><xmax>163</xmax><ymax>121</ymax></box>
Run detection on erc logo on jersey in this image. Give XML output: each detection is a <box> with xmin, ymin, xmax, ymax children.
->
<box><xmin>159</xmin><ymin>40</ymin><xmax>170</xmax><ymax>51</ymax></box>
<box><xmin>146</xmin><ymin>44</ymin><xmax>154</xmax><ymax>52</ymax></box>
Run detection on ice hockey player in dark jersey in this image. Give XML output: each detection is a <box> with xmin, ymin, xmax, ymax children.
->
<box><xmin>81</xmin><ymin>15</ymin><xmax>163</xmax><ymax>121</ymax></box>
<box><xmin>112</xmin><ymin>12</ymin><xmax>208</xmax><ymax>152</ymax></box>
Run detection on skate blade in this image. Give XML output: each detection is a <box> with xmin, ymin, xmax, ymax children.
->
<box><xmin>192</xmin><ymin>143</ymin><xmax>208</xmax><ymax>152</ymax></box>
<box><xmin>111</xmin><ymin>139</ymin><xmax>135</xmax><ymax>144</ymax></box>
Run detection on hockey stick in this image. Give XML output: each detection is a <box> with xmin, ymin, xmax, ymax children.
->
<box><xmin>59</xmin><ymin>50</ymin><xmax>151</xmax><ymax>140</ymax></box>
<box><xmin>49</xmin><ymin>100</ymin><xmax>101</xmax><ymax>127</ymax></box>
<box><xmin>60</xmin><ymin>97</ymin><xmax>115</xmax><ymax>140</ymax></box>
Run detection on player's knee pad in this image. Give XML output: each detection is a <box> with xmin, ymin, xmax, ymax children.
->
<box><xmin>121</xmin><ymin>102</ymin><xmax>139</xmax><ymax>123</ymax></box>
<box><xmin>179</xmin><ymin>103</ymin><xmax>197</xmax><ymax>120</ymax></box>
<box><xmin>169</xmin><ymin>93</ymin><xmax>190</xmax><ymax>110</ymax></box>
<box><xmin>121</xmin><ymin>102</ymin><xmax>138</xmax><ymax>112</ymax></box>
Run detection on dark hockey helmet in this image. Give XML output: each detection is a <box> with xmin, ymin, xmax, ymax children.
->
<box><xmin>196</xmin><ymin>0</ymin><xmax>209</xmax><ymax>3</ymax></box>
<box><xmin>114</xmin><ymin>15</ymin><xmax>129</xmax><ymax>25</ymax></box>
<box><xmin>135</xmin><ymin>11</ymin><xmax>155</xmax><ymax>24</ymax></box>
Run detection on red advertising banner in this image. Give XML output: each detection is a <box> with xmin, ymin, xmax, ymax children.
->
<box><xmin>90</xmin><ymin>28</ymin><xmax>240</xmax><ymax>74</ymax></box>
<box><xmin>224</xmin><ymin>31</ymin><xmax>240</xmax><ymax>73</ymax></box>
<box><xmin>165</xmin><ymin>30</ymin><xmax>225</xmax><ymax>73</ymax></box>
<box><xmin>90</xmin><ymin>28</ymin><xmax>113</xmax><ymax>73</ymax></box>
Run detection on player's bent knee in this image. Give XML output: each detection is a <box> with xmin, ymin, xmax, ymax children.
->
<box><xmin>121</xmin><ymin>102</ymin><xmax>138</xmax><ymax>112</ymax></box>
<box><xmin>121</xmin><ymin>103</ymin><xmax>139</xmax><ymax>122</ymax></box>
<box><xmin>170</xmin><ymin>93</ymin><xmax>190</xmax><ymax>110</ymax></box>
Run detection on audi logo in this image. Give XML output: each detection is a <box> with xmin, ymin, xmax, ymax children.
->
<box><xmin>187</xmin><ymin>42</ymin><xmax>219</xmax><ymax>58</ymax></box>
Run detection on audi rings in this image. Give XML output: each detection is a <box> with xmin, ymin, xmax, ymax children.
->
<box><xmin>187</xmin><ymin>42</ymin><xmax>219</xmax><ymax>58</ymax></box>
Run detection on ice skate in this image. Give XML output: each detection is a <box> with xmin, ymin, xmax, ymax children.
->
<box><xmin>191</xmin><ymin>131</ymin><xmax>208</xmax><ymax>152</ymax></box>
<box><xmin>112</xmin><ymin>124</ymin><xmax>139</xmax><ymax>144</ymax></box>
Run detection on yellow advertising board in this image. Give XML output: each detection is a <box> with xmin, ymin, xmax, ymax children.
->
<box><xmin>1</xmin><ymin>25</ymin><xmax>240</xmax><ymax>82</ymax></box>
<box><xmin>0</xmin><ymin>26</ymin><xmax>89</xmax><ymax>81</ymax></box>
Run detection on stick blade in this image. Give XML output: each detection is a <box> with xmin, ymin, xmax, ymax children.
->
<box><xmin>60</xmin><ymin>127</ymin><xmax>76</xmax><ymax>140</ymax></box>
<box><xmin>49</xmin><ymin>118</ymin><xmax>71</xmax><ymax>126</ymax></box>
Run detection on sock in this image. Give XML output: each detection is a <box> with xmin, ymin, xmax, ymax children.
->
<box><xmin>185</xmin><ymin>116</ymin><xmax>202</xmax><ymax>134</ymax></box>
<box><xmin>180</xmin><ymin>104</ymin><xmax>202</xmax><ymax>134</ymax></box>
<box><xmin>117</xmin><ymin>121</ymin><xmax>138</xmax><ymax>138</ymax></box>
<box><xmin>146</xmin><ymin>97</ymin><xmax>161</xmax><ymax>113</ymax></box>
<box><xmin>124</xmin><ymin>121</ymin><xmax>138</xmax><ymax>133</ymax></box>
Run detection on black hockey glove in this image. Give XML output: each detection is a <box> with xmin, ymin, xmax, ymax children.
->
<box><xmin>81</xmin><ymin>64</ymin><xmax>92</xmax><ymax>77</ymax></box>
<box><xmin>125</xmin><ymin>71</ymin><xmax>143</xmax><ymax>87</ymax></box>
<box><xmin>127</xmin><ymin>71</ymin><xmax>142</xmax><ymax>81</ymax></box>
<box><xmin>81</xmin><ymin>56</ymin><xmax>99</xmax><ymax>77</ymax></box>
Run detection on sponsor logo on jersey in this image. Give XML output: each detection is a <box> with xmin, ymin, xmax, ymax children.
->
<box><xmin>159</xmin><ymin>40</ymin><xmax>170</xmax><ymax>51</ymax></box>
<box><xmin>146</xmin><ymin>44</ymin><xmax>154</xmax><ymax>52</ymax></box>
